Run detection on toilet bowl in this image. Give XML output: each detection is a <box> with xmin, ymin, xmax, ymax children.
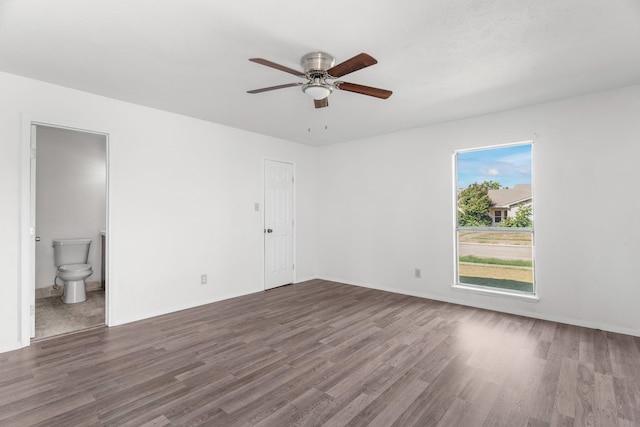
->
<box><xmin>52</xmin><ymin>238</ymin><xmax>93</xmax><ymax>304</ymax></box>
<box><xmin>58</xmin><ymin>263</ymin><xmax>92</xmax><ymax>303</ymax></box>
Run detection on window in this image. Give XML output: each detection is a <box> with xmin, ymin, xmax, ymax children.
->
<box><xmin>454</xmin><ymin>142</ymin><xmax>535</xmax><ymax>296</ymax></box>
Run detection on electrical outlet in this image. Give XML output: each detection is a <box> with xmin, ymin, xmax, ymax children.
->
<box><xmin>201</xmin><ymin>274</ymin><xmax>207</xmax><ymax>285</ymax></box>
<box><xmin>415</xmin><ymin>268</ymin><xmax>421</xmax><ymax>279</ymax></box>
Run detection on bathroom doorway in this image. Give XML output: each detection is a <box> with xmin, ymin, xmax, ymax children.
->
<box><xmin>32</xmin><ymin>125</ymin><xmax>107</xmax><ymax>339</ymax></box>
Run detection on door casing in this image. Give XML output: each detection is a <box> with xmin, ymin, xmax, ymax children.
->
<box><xmin>20</xmin><ymin>115</ymin><xmax>111</xmax><ymax>347</ymax></box>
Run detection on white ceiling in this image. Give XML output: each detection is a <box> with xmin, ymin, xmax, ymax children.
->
<box><xmin>1</xmin><ymin>0</ymin><xmax>639</xmax><ymax>146</ymax></box>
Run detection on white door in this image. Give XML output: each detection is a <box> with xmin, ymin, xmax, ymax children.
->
<box><xmin>264</xmin><ymin>160</ymin><xmax>294</xmax><ymax>290</ymax></box>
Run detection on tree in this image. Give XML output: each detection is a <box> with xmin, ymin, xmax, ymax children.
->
<box><xmin>485</xmin><ymin>180</ymin><xmax>503</xmax><ymax>190</ymax></box>
<box><xmin>457</xmin><ymin>182</ymin><xmax>494</xmax><ymax>226</ymax></box>
<box><xmin>499</xmin><ymin>204</ymin><xmax>533</xmax><ymax>228</ymax></box>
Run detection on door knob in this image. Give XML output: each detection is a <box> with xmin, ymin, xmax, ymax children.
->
<box><xmin>35</xmin><ymin>236</ymin><xmax>41</xmax><ymax>242</ymax></box>
<box><xmin>266</xmin><ymin>229</ymin><xmax>273</xmax><ymax>233</ymax></box>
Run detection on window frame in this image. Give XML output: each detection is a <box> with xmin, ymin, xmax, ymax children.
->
<box><xmin>452</xmin><ymin>141</ymin><xmax>537</xmax><ymax>301</ymax></box>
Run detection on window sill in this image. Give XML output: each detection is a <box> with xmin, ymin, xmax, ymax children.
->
<box><xmin>452</xmin><ymin>283</ymin><xmax>539</xmax><ymax>303</ymax></box>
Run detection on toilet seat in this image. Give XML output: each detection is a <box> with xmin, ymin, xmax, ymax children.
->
<box><xmin>58</xmin><ymin>263</ymin><xmax>91</xmax><ymax>273</ymax></box>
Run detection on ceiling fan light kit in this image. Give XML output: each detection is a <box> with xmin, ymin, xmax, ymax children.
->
<box><xmin>248</xmin><ymin>52</ymin><xmax>392</xmax><ymax>108</ymax></box>
<box><xmin>302</xmin><ymin>82</ymin><xmax>332</xmax><ymax>100</ymax></box>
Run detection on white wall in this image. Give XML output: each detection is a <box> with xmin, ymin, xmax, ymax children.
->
<box><xmin>2</xmin><ymin>69</ymin><xmax>638</xmax><ymax>353</ymax></box>
<box><xmin>35</xmin><ymin>126</ymin><xmax>106</xmax><ymax>289</ymax></box>
<box><xmin>0</xmin><ymin>71</ymin><xmax>317</xmax><ymax>352</ymax></box>
<box><xmin>317</xmin><ymin>85</ymin><xmax>640</xmax><ymax>336</ymax></box>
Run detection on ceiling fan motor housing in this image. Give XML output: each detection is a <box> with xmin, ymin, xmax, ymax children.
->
<box><xmin>300</xmin><ymin>52</ymin><xmax>335</xmax><ymax>75</ymax></box>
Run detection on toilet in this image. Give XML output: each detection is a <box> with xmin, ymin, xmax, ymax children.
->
<box><xmin>52</xmin><ymin>238</ymin><xmax>93</xmax><ymax>304</ymax></box>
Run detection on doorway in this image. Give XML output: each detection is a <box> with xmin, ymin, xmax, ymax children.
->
<box><xmin>264</xmin><ymin>160</ymin><xmax>294</xmax><ymax>290</ymax></box>
<box><xmin>31</xmin><ymin>124</ymin><xmax>108</xmax><ymax>339</ymax></box>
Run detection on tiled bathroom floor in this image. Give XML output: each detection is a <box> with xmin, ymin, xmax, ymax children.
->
<box><xmin>34</xmin><ymin>290</ymin><xmax>105</xmax><ymax>339</ymax></box>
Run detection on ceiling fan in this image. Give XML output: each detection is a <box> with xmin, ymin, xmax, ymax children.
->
<box><xmin>247</xmin><ymin>52</ymin><xmax>393</xmax><ymax>108</ymax></box>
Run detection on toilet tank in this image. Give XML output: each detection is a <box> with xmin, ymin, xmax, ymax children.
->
<box><xmin>52</xmin><ymin>238</ymin><xmax>92</xmax><ymax>266</ymax></box>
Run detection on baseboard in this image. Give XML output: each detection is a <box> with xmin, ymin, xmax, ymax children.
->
<box><xmin>109</xmin><ymin>288</ymin><xmax>262</xmax><ymax>327</ymax></box>
<box><xmin>317</xmin><ymin>275</ymin><xmax>640</xmax><ymax>338</ymax></box>
<box><xmin>294</xmin><ymin>275</ymin><xmax>317</xmax><ymax>284</ymax></box>
<box><xmin>0</xmin><ymin>341</ymin><xmax>22</xmax><ymax>354</ymax></box>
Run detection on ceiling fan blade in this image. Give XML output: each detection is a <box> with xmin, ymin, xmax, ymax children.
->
<box><xmin>336</xmin><ymin>82</ymin><xmax>393</xmax><ymax>99</ymax></box>
<box><xmin>314</xmin><ymin>98</ymin><xmax>329</xmax><ymax>108</ymax></box>
<box><xmin>327</xmin><ymin>53</ymin><xmax>377</xmax><ymax>78</ymax></box>
<box><xmin>247</xmin><ymin>83</ymin><xmax>300</xmax><ymax>94</ymax></box>
<box><xmin>249</xmin><ymin>58</ymin><xmax>305</xmax><ymax>77</ymax></box>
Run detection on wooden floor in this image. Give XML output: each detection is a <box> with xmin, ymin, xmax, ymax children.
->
<box><xmin>1</xmin><ymin>280</ymin><xmax>639</xmax><ymax>426</ymax></box>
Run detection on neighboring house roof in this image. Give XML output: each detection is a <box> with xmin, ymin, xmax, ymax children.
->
<box><xmin>488</xmin><ymin>184</ymin><xmax>532</xmax><ymax>208</ymax></box>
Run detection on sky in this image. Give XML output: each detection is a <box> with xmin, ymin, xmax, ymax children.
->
<box><xmin>456</xmin><ymin>143</ymin><xmax>532</xmax><ymax>189</ymax></box>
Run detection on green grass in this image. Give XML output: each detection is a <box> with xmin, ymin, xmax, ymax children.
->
<box><xmin>459</xmin><ymin>255</ymin><xmax>532</xmax><ymax>267</ymax></box>
<box><xmin>459</xmin><ymin>276</ymin><xmax>533</xmax><ymax>293</ymax></box>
